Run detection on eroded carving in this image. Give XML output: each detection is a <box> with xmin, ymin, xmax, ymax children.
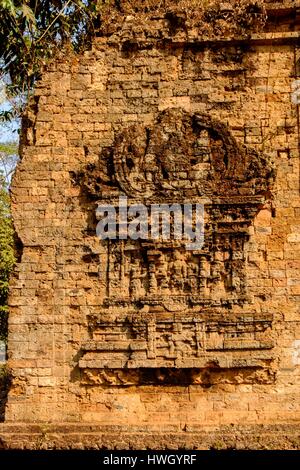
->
<box><xmin>80</xmin><ymin>312</ymin><xmax>273</xmax><ymax>370</ymax></box>
<box><xmin>81</xmin><ymin>367</ymin><xmax>276</xmax><ymax>387</ymax></box>
<box><xmin>83</xmin><ymin>108</ymin><xmax>274</xmax><ymax>200</ymax></box>
<box><xmin>77</xmin><ymin>108</ymin><xmax>275</xmax><ymax>384</ymax></box>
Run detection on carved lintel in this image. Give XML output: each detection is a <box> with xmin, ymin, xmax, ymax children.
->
<box><xmin>80</xmin><ymin>314</ymin><xmax>274</xmax><ymax>374</ymax></box>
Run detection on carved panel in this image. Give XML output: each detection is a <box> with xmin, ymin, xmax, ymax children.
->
<box><xmin>79</xmin><ymin>312</ymin><xmax>273</xmax><ymax>369</ymax></box>
<box><xmin>78</xmin><ymin>108</ymin><xmax>275</xmax><ymax>384</ymax></box>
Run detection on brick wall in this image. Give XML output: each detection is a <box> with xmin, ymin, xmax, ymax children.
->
<box><xmin>2</xmin><ymin>2</ymin><xmax>300</xmax><ymax>448</ymax></box>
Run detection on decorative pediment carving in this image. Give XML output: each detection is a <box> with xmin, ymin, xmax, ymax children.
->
<box><xmin>82</xmin><ymin>108</ymin><xmax>274</xmax><ymax>201</ymax></box>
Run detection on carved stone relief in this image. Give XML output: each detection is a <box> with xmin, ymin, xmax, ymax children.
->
<box><xmin>77</xmin><ymin>108</ymin><xmax>275</xmax><ymax>384</ymax></box>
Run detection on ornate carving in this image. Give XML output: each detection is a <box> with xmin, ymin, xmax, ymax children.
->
<box><xmin>83</xmin><ymin>108</ymin><xmax>274</xmax><ymax>200</ymax></box>
<box><xmin>79</xmin><ymin>313</ymin><xmax>274</xmax><ymax>373</ymax></box>
<box><xmin>81</xmin><ymin>367</ymin><xmax>276</xmax><ymax>387</ymax></box>
<box><xmin>77</xmin><ymin>108</ymin><xmax>275</xmax><ymax>383</ymax></box>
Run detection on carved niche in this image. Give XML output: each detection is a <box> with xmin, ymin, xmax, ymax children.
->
<box><xmin>78</xmin><ymin>108</ymin><xmax>275</xmax><ymax>386</ymax></box>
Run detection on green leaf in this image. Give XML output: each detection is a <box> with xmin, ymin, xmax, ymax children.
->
<box><xmin>21</xmin><ymin>4</ymin><xmax>36</xmax><ymax>27</ymax></box>
<box><xmin>0</xmin><ymin>0</ymin><xmax>16</xmax><ymax>16</ymax></box>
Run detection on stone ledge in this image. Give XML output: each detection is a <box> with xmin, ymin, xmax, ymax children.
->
<box><xmin>0</xmin><ymin>424</ymin><xmax>299</xmax><ymax>450</ymax></box>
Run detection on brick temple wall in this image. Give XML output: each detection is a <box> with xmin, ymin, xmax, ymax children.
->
<box><xmin>2</xmin><ymin>1</ymin><xmax>300</xmax><ymax>448</ymax></box>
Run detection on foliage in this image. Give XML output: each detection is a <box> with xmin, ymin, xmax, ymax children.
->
<box><xmin>0</xmin><ymin>364</ymin><xmax>12</xmax><ymax>420</ymax></box>
<box><xmin>0</xmin><ymin>0</ymin><xmax>101</xmax><ymax>115</ymax></box>
<box><xmin>0</xmin><ymin>142</ymin><xmax>18</xmax><ymax>184</ymax></box>
<box><xmin>0</xmin><ymin>364</ymin><xmax>10</xmax><ymax>383</ymax></box>
<box><xmin>0</xmin><ymin>174</ymin><xmax>15</xmax><ymax>342</ymax></box>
